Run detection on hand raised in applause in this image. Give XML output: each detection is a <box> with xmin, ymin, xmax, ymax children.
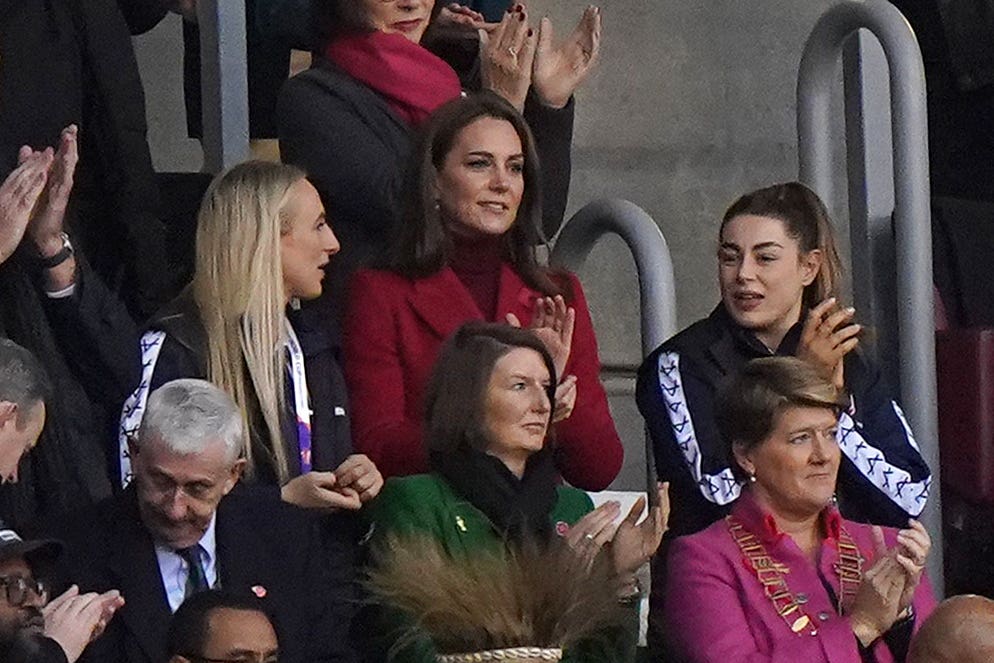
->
<box><xmin>531</xmin><ymin>6</ymin><xmax>601</xmax><ymax>109</ymax></box>
<box><xmin>848</xmin><ymin>526</ymin><xmax>909</xmax><ymax>646</ymax></box>
<box><xmin>893</xmin><ymin>519</ymin><xmax>930</xmax><ymax>614</ymax></box>
<box><xmin>609</xmin><ymin>482</ymin><xmax>669</xmax><ymax>576</ymax></box>
<box><xmin>566</xmin><ymin>499</ymin><xmax>621</xmax><ymax>569</ymax></box>
<box><xmin>479</xmin><ymin>4</ymin><xmax>536</xmax><ymax>111</ymax></box>
<box><xmin>506</xmin><ymin>294</ymin><xmax>575</xmax><ymax>382</ymax></box>
<box><xmin>796</xmin><ymin>297</ymin><xmax>862</xmax><ymax>390</ymax></box>
<box><xmin>29</xmin><ymin>125</ymin><xmax>78</xmax><ymax>257</ymax></box>
<box><xmin>0</xmin><ymin>147</ymin><xmax>52</xmax><ymax>265</ymax></box>
<box><xmin>43</xmin><ymin>585</ymin><xmax>125</xmax><ymax>663</ymax></box>
<box><xmin>436</xmin><ymin>3</ymin><xmax>498</xmax><ymax>32</ymax></box>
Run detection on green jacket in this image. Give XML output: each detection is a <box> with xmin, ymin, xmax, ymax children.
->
<box><xmin>364</xmin><ymin>474</ymin><xmax>636</xmax><ymax>663</ymax></box>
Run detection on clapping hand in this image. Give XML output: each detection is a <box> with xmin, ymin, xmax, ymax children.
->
<box><xmin>0</xmin><ymin>148</ymin><xmax>52</xmax><ymax>265</ymax></box>
<box><xmin>609</xmin><ymin>482</ymin><xmax>669</xmax><ymax>577</ymax></box>
<box><xmin>436</xmin><ymin>3</ymin><xmax>497</xmax><ymax>32</ymax></box>
<box><xmin>30</xmin><ymin>125</ymin><xmax>78</xmax><ymax>257</ymax></box>
<box><xmin>479</xmin><ymin>4</ymin><xmax>537</xmax><ymax>111</ymax></box>
<box><xmin>848</xmin><ymin>523</ymin><xmax>929</xmax><ymax>646</ymax></box>
<box><xmin>506</xmin><ymin>294</ymin><xmax>575</xmax><ymax>381</ymax></box>
<box><xmin>532</xmin><ymin>6</ymin><xmax>601</xmax><ymax>109</ymax></box>
<box><xmin>893</xmin><ymin>519</ymin><xmax>930</xmax><ymax>613</ymax></box>
<box><xmin>43</xmin><ymin>585</ymin><xmax>125</xmax><ymax>663</ymax></box>
<box><xmin>566</xmin><ymin>499</ymin><xmax>621</xmax><ymax>569</ymax></box>
<box><xmin>796</xmin><ymin>298</ymin><xmax>861</xmax><ymax>390</ymax></box>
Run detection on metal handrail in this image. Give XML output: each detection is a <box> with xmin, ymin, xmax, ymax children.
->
<box><xmin>197</xmin><ymin>0</ymin><xmax>250</xmax><ymax>172</ymax></box>
<box><xmin>797</xmin><ymin>0</ymin><xmax>942</xmax><ymax>592</ymax></box>
<box><xmin>551</xmin><ymin>199</ymin><xmax>677</xmax><ymax>496</ymax></box>
<box><xmin>551</xmin><ymin>199</ymin><xmax>678</xmax><ymax>356</ymax></box>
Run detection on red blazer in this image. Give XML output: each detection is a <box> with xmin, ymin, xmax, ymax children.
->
<box><xmin>342</xmin><ymin>264</ymin><xmax>624</xmax><ymax>490</ymax></box>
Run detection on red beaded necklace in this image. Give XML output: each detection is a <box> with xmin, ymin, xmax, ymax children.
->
<box><xmin>726</xmin><ymin>514</ymin><xmax>864</xmax><ymax>636</ymax></box>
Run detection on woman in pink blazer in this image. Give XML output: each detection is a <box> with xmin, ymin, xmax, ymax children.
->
<box><xmin>343</xmin><ymin>92</ymin><xmax>623</xmax><ymax>490</ymax></box>
<box><xmin>665</xmin><ymin>357</ymin><xmax>936</xmax><ymax>663</ymax></box>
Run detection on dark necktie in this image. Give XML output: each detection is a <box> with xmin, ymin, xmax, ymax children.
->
<box><xmin>178</xmin><ymin>545</ymin><xmax>209</xmax><ymax>600</ymax></box>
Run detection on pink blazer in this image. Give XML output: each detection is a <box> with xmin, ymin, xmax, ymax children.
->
<box><xmin>342</xmin><ymin>264</ymin><xmax>624</xmax><ymax>490</ymax></box>
<box><xmin>665</xmin><ymin>492</ymin><xmax>936</xmax><ymax>663</ymax></box>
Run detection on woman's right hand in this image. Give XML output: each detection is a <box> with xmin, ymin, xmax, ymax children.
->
<box><xmin>796</xmin><ymin>297</ymin><xmax>861</xmax><ymax>390</ymax></box>
<box><xmin>506</xmin><ymin>295</ymin><xmax>575</xmax><ymax>381</ymax></box>
<box><xmin>848</xmin><ymin>526</ymin><xmax>908</xmax><ymax>646</ymax></box>
<box><xmin>281</xmin><ymin>471</ymin><xmax>363</xmax><ymax>512</ymax></box>
<box><xmin>479</xmin><ymin>4</ymin><xmax>536</xmax><ymax>111</ymax></box>
<box><xmin>566</xmin><ymin>499</ymin><xmax>621</xmax><ymax>568</ymax></box>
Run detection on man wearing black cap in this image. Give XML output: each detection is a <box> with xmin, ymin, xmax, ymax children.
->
<box><xmin>0</xmin><ymin>521</ymin><xmax>123</xmax><ymax>663</ymax></box>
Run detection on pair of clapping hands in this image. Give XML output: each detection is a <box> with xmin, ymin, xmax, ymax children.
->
<box><xmin>0</xmin><ymin>125</ymin><xmax>78</xmax><ymax>269</ymax></box>
<box><xmin>40</xmin><ymin>585</ymin><xmax>125</xmax><ymax>663</ymax></box>
<box><xmin>280</xmin><ymin>454</ymin><xmax>385</xmax><ymax>512</ymax></box>
<box><xmin>849</xmin><ymin>520</ymin><xmax>932</xmax><ymax>646</ymax></box>
<box><xmin>566</xmin><ymin>483</ymin><xmax>671</xmax><ymax>595</ymax></box>
<box><xmin>441</xmin><ymin>2</ymin><xmax>601</xmax><ymax>112</ymax></box>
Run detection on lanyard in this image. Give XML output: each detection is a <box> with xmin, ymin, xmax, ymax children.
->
<box><xmin>284</xmin><ymin>320</ymin><xmax>313</xmax><ymax>473</ymax></box>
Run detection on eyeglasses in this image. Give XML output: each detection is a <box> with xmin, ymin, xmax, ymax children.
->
<box><xmin>0</xmin><ymin>576</ymin><xmax>49</xmax><ymax>606</ymax></box>
<box><xmin>185</xmin><ymin>655</ymin><xmax>278</xmax><ymax>663</ymax></box>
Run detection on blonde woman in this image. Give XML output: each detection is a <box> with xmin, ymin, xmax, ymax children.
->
<box><xmin>119</xmin><ymin>161</ymin><xmax>383</xmax><ymax>511</ymax></box>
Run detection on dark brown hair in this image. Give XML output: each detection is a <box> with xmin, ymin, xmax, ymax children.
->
<box><xmin>388</xmin><ymin>91</ymin><xmax>566</xmax><ymax>298</ymax></box>
<box><xmin>720</xmin><ymin>181</ymin><xmax>843</xmax><ymax>308</ymax></box>
<box><xmin>424</xmin><ymin>322</ymin><xmax>557</xmax><ymax>455</ymax></box>
<box><xmin>715</xmin><ymin>357</ymin><xmax>845</xmax><ymax>480</ymax></box>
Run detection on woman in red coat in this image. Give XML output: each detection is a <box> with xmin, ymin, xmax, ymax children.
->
<box><xmin>343</xmin><ymin>92</ymin><xmax>623</xmax><ymax>490</ymax></box>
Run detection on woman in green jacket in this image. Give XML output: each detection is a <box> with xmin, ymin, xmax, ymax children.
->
<box><xmin>367</xmin><ymin>322</ymin><xmax>669</xmax><ymax>661</ymax></box>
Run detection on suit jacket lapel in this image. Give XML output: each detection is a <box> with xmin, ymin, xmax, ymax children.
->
<box><xmin>107</xmin><ymin>491</ymin><xmax>172</xmax><ymax>663</ymax></box>
<box><xmin>407</xmin><ymin>268</ymin><xmax>483</xmax><ymax>339</ymax></box>
<box><xmin>215</xmin><ymin>496</ymin><xmax>269</xmax><ymax>598</ymax></box>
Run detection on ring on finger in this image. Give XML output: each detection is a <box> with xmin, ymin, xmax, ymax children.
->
<box><xmin>507</xmin><ymin>46</ymin><xmax>517</xmax><ymax>57</ymax></box>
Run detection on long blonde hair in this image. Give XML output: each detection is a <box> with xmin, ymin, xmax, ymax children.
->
<box><xmin>192</xmin><ymin>161</ymin><xmax>306</xmax><ymax>483</ymax></box>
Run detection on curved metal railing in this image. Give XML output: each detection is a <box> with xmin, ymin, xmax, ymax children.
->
<box><xmin>551</xmin><ymin>199</ymin><xmax>678</xmax><ymax>356</ymax></box>
<box><xmin>551</xmin><ymin>198</ymin><xmax>677</xmax><ymax>495</ymax></box>
<box><xmin>797</xmin><ymin>0</ymin><xmax>942</xmax><ymax>592</ymax></box>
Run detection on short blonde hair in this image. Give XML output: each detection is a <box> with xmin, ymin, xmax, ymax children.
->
<box><xmin>716</xmin><ymin>357</ymin><xmax>844</xmax><ymax>479</ymax></box>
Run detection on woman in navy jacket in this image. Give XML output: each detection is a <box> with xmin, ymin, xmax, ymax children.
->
<box><xmin>636</xmin><ymin>182</ymin><xmax>932</xmax><ymax>540</ymax></box>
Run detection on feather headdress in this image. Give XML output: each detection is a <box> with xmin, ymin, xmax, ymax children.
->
<box><xmin>366</xmin><ymin>534</ymin><xmax>630</xmax><ymax>661</ymax></box>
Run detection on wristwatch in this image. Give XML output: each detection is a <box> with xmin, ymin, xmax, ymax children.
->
<box><xmin>36</xmin><ymin>232</ymin><xmax>74</xmax><ymax>270</ymax></box>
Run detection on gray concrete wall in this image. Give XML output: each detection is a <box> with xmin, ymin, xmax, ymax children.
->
<box><xmin>131</xmin><ymin>2</ymin><xmax>850</xmax><ymax>490</ymax></box>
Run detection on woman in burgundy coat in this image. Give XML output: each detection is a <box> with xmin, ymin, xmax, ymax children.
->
<box><xmin>343</xmin><ymin>92</ymin><xmax>623</xmax><ymax>491</ymax></box>
<box><xmin>664</xmin><ymin>357</ymin><xmax>936</xmax><ymax>663</ymax></box>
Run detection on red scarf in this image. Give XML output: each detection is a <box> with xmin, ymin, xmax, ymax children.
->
<box><xmin>324</xmin><ymin>31</ymin><xmax>463</xmax><ymax>127</ymax></box>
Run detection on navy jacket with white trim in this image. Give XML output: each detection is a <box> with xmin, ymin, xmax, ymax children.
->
<box><xmin>635</xmin><ymin>304</ymin><xmax>932</xmax><ymax>539</ymax></box>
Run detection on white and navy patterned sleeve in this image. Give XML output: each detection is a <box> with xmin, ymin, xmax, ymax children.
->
<box><xmin>637</xmin><ymin>350</ymin><xmax>742</xmax><ymax>507</ymax></box>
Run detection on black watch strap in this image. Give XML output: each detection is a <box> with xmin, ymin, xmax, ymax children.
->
<box><xmin>36</xmin><ymin>233</ymin><xmax>74</xmax><ymax>270</ymax></box>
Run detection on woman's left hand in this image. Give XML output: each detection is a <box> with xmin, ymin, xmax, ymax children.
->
<box><xmin>479</xmin><ymin>5</ymin><xmax>537</xmax><ymax>111</ymax></box>
<box><xmin>610</xmin><ymin>482</ymin><xmax>670</xmax><ymax>576</ymax></box>
<box><xmin>333</xmin><ymin>454</ymin><xmax>384</xmax><ymax>504</ymax></box>
<box><xmin>893</xmin><ymin>519</ymin><xmax>931</xmax><ymax>612</ymax></box>
<box><xmin>436</xmin><ymin>3</ymin><xmax>497</xmax><ymax>32</ymax></box>
<box><xmin>552</xmin><ymin>375</ymin><xmax>577</xmax><ymax>423</ymax></box>
<box><xmin>531</xmin><ymin>6</ymin><xmax>601</xmax><ymax>109</ymax></box>
<box><xmin>506</xmin><ymin>295</ymin><xmax>575</xmax><ymax>381</ymax></box>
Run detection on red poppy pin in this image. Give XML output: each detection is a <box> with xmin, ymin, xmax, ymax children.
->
<box><xmin>251</xmin><ymin>585</ymin><xmax>267</xmax><ymax>598</ymax></box>
<box><xmin>555</xmin><ymin>521</ymin><xmax>569</xmax><ymax>537</ymax></box>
